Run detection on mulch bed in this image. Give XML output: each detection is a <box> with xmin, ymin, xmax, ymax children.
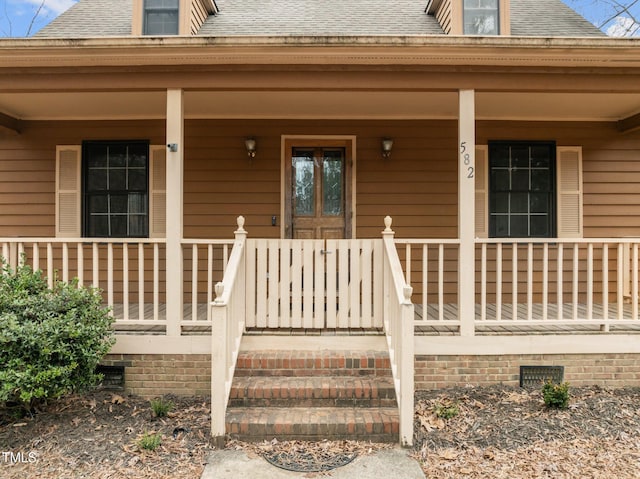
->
<box><xmin>1</xmin><ymin>385</ymin><xmax>640</xmax><ymax>478</ymax></box>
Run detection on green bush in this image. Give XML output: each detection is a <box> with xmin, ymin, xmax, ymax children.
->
<box><xmin>0</xmin><ymin>260</ymin><xmax>114</xmax><ymax>410</ymax></box>
<box><xmin>434</xmin><ymin>400</ymin><xmax>460</xmax><ymax>419</ymax></box>
<box><xmin>542</xmin><ymin>380</ymin><xmax>570</xmax><ymax>409</ymax></box>
<box><xmin>150</xmin><ymin>397</ymin><xmax>174</xmax><ymax>417</ymax></box>
<box><xmin>138</xmin><ymin>432</ymin><xmax>162</xmax><ymax>451</ymax></box>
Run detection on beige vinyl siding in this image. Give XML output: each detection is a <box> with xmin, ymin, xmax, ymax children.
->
<box><xmin>190</xmin><ymin>0</ymin><xmax>210</xmax><ymax>35</ymax></box>
<box><xmin>435</xmin><ymin>0</ymin><xmax>453</xmax><ymax>34</ymax></box>
<box><xmin>1</xmin><ymin>119</ymin><xmax>640</xmax><ymax>241</ymax></box>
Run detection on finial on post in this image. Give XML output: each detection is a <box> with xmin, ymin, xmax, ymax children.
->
<box><xmin>382</xmin><ymin>216</ymin><xmax>394</xmax><ymax>237</ymax></box>
<box><xmin>214</xmin><ymin>282</ymin><xmax>224</xmax><ymax>303</ymax></box>
<box><xmin>403</xmin><ymin>285</ymin><xmax>413</xmax><ymax>303</ymax></box>
<box><xmin>234</xmin><ymin>215</ymin><xmax>247</xmax><ymax>239</ymax></box>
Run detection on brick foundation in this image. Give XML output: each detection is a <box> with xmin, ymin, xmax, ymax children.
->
<box><xmin>102</xmin><ymin>352</ymin><xmax>640</xmax><ymax>397</ymax></box>
<box><xmin>101</xmin><ymin>354</ymin><xmax>211</xmax><ymax>397</ymax></box>
<box><xmin>415</xmin><ymin>353</ymin><xmax>640</xmax><ymax>390</ymax></box>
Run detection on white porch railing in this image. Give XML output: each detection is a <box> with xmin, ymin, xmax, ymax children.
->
<box><xmin>1</xmin><ymin>238</ymin><xmax>167</xmax><ymax>325</ymax></box>
<box><xmin>210</xmin><ymin>217</ymin><xmax>248</xmax><ymax>445</ymax></box>
<box><xmin>477</xmin><ymin>238</ymin><xmax>640</xmax><ymax>328</ymax></box>
<box><xmin>381</xmin><ymin>217</ymin><xmax>415</xmax><ymax>447</ymax></box>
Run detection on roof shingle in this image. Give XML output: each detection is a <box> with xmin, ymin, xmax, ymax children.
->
<box><xmin>35</xmin><ymin>0</ymin><xmax>603</xmax><ymax>39</ymax></box>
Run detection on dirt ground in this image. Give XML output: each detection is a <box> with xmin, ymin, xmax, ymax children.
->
<box><xmin>1</xmin><ymin>384</ymin><xmax>640</xmax><ymax>478</ymax></box>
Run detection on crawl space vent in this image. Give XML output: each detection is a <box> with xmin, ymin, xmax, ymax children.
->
<box><xmin>519</xmin><ymin>365</ymin><xmax>564</xmax><ymax>388</ymax></box>
<box><xmin>96</xmin><ymin>365</ymin><xmax>125</xmax><ymax>390</ymax></box>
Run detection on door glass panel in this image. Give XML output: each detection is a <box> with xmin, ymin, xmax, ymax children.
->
<box><xmin>293</xmin><ymin>149</ymin><xmax>314</xmax><ymax>216</ymax></box>
<box><xmin>322</xmin><ymin>150</ymin><xmax>344</xmax><ymax>216</ymax></box>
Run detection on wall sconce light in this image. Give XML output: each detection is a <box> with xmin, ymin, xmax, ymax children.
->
<box><xmin>381</xmin><ymin>138</ymin><xmax>394</xmax><ymax>159</ymax></box>
<box><xmin>245</xmin><ymin>137</ymin><xmax>256</xmax><ymax>158</ymax></box>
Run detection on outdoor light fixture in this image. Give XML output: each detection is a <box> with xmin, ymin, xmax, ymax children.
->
<box><xmin>381</xmin><ymin>138</ymin><xmax>393</xmax><ymax>159</ymax></box>
<box><xmin>245</xmin><ymin>137</ymin><xmax>256</xmax><ymax>158</ymax></box>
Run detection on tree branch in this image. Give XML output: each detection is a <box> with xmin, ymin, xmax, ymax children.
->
<box><xmin>25</xmin><ymin>0</ymin><xmax>47</xmax><ymax>37</ymax></box>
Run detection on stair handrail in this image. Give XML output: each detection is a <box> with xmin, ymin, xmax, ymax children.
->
<box><xmin>381</xmin><ymin>216</ymin><xmax>415</xmax><ymax>447</ymax></box>
<box><xmin>211</xmin><ymin>216</ymin><xmax>248</xmax><ymax>447</ymax></box>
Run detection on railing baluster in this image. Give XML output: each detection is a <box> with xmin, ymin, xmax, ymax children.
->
<box><xmin>1</xmin><ymin>242</ymin><xmax>8</xmax><ymax>266</ymax></box>
<box><xmin>32</xmin><ymin>243</ymin><xmax>40</xmax><ymax>272</ymax></box>
<box><xmin>557</xmin><ymin>244</ymin><xmax>563</xmax><ymax>321</ymax></box>
<box><xmin>139</xmin><ymin>243</ymin><xmax>145</xmax><ymax>321</ymax></box>
<box><xmin>602</xmin><ymin>244</ymin><xmax>609</xmax><ymax>328</ymax></box>
<box><xmin>633</xmin><ymin>243</ymin><xmax>638</xmax><ymax>321</ymax></box>
<box><xmin>496</xmin><ymin>243</ymin><xmax>502</xmax><ymax>321</ymax></box>
<box><xmin>153</xmin><ymin>243</ymin><xmax>159</xmax><ymax>322</ymax></box>
<box><xmin>207</xmin><ymin>244</ymin><xmax>213</xmax><ymax>323</ymax></box>
<box><xmin>269</xmin><ymin>240</ymin><xmax>281</xmax><ymax>328</ymax></box>
<box><xmin>618</xmin><ymin>243</ymin><xmax>624</xmax><ymax>321</ymax></box>
<box><xmin>481</xmin><ymin>243</ymin><xmax>487</xmax><ymax>321</ymax></box>
<box><xmin>405</xmin><ymin>244</ymin><xmax>411</xmax><ymax>285</ymax></box>
<box><xmin>572</xmin><ymin>244</ymin><xmax>579</xmax><ymax>320</ymax></box>
<box><xmin>527</xmin><ymin>243</ymin><xmax>533</xmax><ymax>321</ymax></box>
<box><xmin>47</xmin><ymin>242</ymin><xmax>53</xmax><ymax>289</ymax></box>
<box><xmin>107</xmin><ymin>243</ymin><xmax>114</xmax><ymax>312</ymax></box>
<box><xmin>77</xmin><ymin>243</ymin><xmax>83</xmax><ymax>287</ymax></box>
<box><xmin>438</xmin><ymin>244</ymin><xmax>444</xmax><ymax>322</ymax></box>
<box><xmin>587</xmin><ymin>243</ymin><xmax>593</xmax><ymax>320</ymax></box>
<box><xmin>192</xmin><ymin>244</ymin><xmax>199</xmax><ymax>321</ymax></box>
<box><xmin>123</xmin><ymin>244</ymin><xmax>129</xmax><ymax>321</ymax></box>
<box><xmin>62</xmin><ymin>242</ymin><xmax>69</xmax><ymax>283</ymax></box>
<box><xmin>542</xmin><ymin>243</ymin><xmax>548</xmax><ymax>321</ymax></box>
<box><xmin>422</xmin><ymin>244</ymin><xmax>428</xmax><ymax>321</ymax></box>
<box><xmin>512</xmin><ymin>244</ymin><xmax>518</xmax><ymax>320</ymax></box>
<box><xmin>92</xmin><ymin>243</ymin><xmax>99</xmax><ymax>289</ymax></box>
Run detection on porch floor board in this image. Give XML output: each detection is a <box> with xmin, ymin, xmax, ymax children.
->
<box><xmin>108</xmin><ymin>302</ymin><xmax>640</xmax><ymax>336</ymax></box>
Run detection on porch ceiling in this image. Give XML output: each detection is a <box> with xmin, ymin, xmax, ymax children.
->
<box><xmin>1</xmin><ymin>90</ymin><xmax>640</xmax><ymax>123</ymax></box>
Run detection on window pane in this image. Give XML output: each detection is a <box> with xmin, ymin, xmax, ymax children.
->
<box><xmin>491</xmin><ymin>145</ymin><xmax>510</xmax><ymax>167</ymax></box>
<box><xmin>145</xmin><ymin>11</ymin><xmax>179</xmax><ymax>35</ymax></box>
<box><xmin>322</xmin><ymin>152</ymin><xmax>343</xmax><ymax>216</ymax></box>
<box><xmin>511</xmin><ymin>193</ymin><xmax>528</xmax><ymax>213</ymax></box>
<box><xmin>493</xmin><ymin>215</ymin><xmax>509</xmax><ymax>237</ymax></box>
<box><xmin>89</xmin><ymin>195</ymin><xmax>108</xmax><ymax>214</ymax></box>
<box><xmin>492</xmin><ymin>169</ymin><xmax>510</xmax><ymax>191</ymax></box>
<box><xmin>510</xmin><ymin>216</ymin><xmax>528</xmax><ymax>237</ymax></box>
<box><xmin>129</xmin><ymin>169</ymin><xmax>147</xmax><ymax>190</ymax></box>
<box><xmin>293</xmin><ymin>152</ymin><xmax>314</xmax><ymax>216</ymax></box>
<box><xmin>109</xmin><ymin>168</ymin><xmax>127</xmax><ymax>191</ymax></box>
<box><xmin>108</xmin><ymin>146</ymin><xmax>127</xmax><ymax>167</ymax></box>
<box><xmin>491</xmin><ymin>192</ymin><xmax>509</xmax><ymax>214</ymax></box>
<box><xmin>530</xmin><ymin>216</ymin><xmax>550</xmax><ymax>237</ymax></box>
<box><xmin>129</xmin><ymin>194</ymin><xmax>147</xmax><ymax>214</ymax></box>
<box><xmin>110</xmin><ymin>216</ymin><xmax>127</xmax><ymax>237</ymax></box>
<box><xmin>129</xmin><ymin>215</ymin><xmax>147</xmax><ymax>237</ymax></box>
<box><xmin>531</xmin><ymin>146</ymin><xmax>551</xmax><ymax>167</ymax></box>
<box><xmin>530</xmin><ymin>193</ymin><xmax>549</xmax><ymax>213</ymax></box>
<box><xmin>87</xmin><ymin>169</ymin><xmax>107</xmax><ymax>191</ymax></box>
<box><xmin>89</xmin><ymin>216</ymin><xmax>109</xmax><ymax>237</ymax></box>
<box><xmin>511</xmin><ymin>169</ymin><xmax>529</xmax><ymax>191</ymax></box>
<box><xmin>531</xmin><ymin>169</ymin><xmax>551</xmax><ymax>191</ymax></box>
<box><xmin>464</xmin><ymin>11</ymin><xmax>498</xmax><ymax>35</ymax></box>
<box><xmin>110</xmin><ymin>195</ymin><xmax>128</xmax><ymax>214</ymax></box>
<box><xmin>86</xmin><ymin>146</ymin><xmax>106</xmax><ymax>168</ymax></box>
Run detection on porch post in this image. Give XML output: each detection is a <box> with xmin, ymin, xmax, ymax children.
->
<box><xmin>458</xmin><ymin>89</ymin><xmax>476</xmax><ymax>337</ymax></box>
<box><xmin>165</xmin><ymin>88</ymin><xmax>184</xmax><ymax>337</ymax></box>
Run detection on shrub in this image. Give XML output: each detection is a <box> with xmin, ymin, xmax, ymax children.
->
<box><xmin>434</xmin><ymin>400</ymin><xmax>460</xmax><ymax>419</ymax></box>
<box><xmin>0</xmin><ymin>260</ymin><xmax>114</xmax><ymax>410</ymax></box>
<box><xmin>150</xmin><ymin>397</ymin><xmax>174</xmax><ymax>417</ymax></box>
<box><xmin>542</xmin><ymin>380</ymin><xmax>570</xmax><ymax>409</ymax></box>
<box><xmin>138</xmin><ymin>432</ymin><xmax>162</xmax><ymax>451</ymax></box>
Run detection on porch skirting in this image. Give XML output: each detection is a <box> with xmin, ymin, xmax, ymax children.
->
<box><xmin>100</xmin><ymin>352</ymin><xmax>640</xmax><ymax>398</ymax></box>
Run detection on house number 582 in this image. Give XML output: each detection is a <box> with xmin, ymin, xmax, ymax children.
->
<box><xmin>460</xmin><ymin>142</ymin><xmax>474</xmax><ymax>179</ymax></box>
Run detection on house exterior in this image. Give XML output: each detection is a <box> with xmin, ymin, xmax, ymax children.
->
<box><xmin>2</xmin><ymin>0</ymin><xmax>640</xmax><ymax>444</ymax></box>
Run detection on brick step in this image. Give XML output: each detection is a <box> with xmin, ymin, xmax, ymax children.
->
<box><xmin>226</xmin><ymin>406</ymin><xmax>400</xmax><ymax>442</ymax></box>
<box><xmin>228</xmin><ymin>376</ymin><xmax>397</xmax><ymax>408</ymax></box>
<box><xmin>234</xmin><ymin>350</ymin><xmax>392</xmax><ymax>377</ymax></box>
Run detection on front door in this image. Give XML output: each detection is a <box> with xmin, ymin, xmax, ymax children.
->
<box><xmin>288</xmin><ymin>146</ymin><xmax>350</xmax><ymax>239</ymax></box>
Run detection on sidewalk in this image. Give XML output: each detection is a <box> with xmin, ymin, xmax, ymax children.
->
<box><xmin>202</xmin><ymin>447</ymin><xmax>426</xmax><ymax>479</ymax></box>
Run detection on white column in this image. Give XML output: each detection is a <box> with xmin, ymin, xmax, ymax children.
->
<box><xmin>458</xmin><ymin>89</ymin><xmax>476</xmax><ymax>337</ymax></box>
<box><xmin>166</xmin><ymin>88</ymin><xmax>184</xmax><ymax>337</ymax></box>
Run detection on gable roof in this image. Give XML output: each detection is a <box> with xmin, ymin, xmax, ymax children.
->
<box><xmin>36</xmin><ymin>0</ymin><xmax>604</xmax><ymax>39</ymax></box>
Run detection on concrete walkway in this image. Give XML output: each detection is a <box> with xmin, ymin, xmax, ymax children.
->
<box><xmin>202</xmin><ymin>448</ymin><xmax>426</xmax><ymax>479</ymax></box>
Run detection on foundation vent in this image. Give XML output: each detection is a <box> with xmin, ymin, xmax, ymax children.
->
<box><xmin>519</xmin><ymin>365</ymin><xmax>564</xmax><ymax>388</ymax></box>
<box><xmin>96</xmin><ymin>365</ymin><xmax>125</xmax><ymax>390</ymax></box>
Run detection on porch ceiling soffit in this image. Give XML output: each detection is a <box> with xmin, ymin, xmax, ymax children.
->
<box><xmin>2</xmin><ymin>36</ymin><xmax>640</xmax><ymax>70</ymax></box>
<box><xmin>1</xmin><ymin>91</ymin><xmax>640</xmax><ymax>123</ymax></box>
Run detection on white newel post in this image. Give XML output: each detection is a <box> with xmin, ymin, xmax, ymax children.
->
<box><xmin>458</xmin><ymin>89</ymin><xmax>476</xmax><ymax>336</ymax></box>
<box><xmin>166</xmin><ymin>88</ymin><xmax>184</xmax><ymax>337</ymax></box>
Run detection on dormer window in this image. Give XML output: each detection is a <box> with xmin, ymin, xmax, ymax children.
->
<box><xmin>463</xmin><ymin>0</ymin><xmax>499</xmax><ymax>35</ymax></box>
<box><xmin>143</xmin><ymin>0</ymin><xmax>179</xmax><ymax>35</ymax></box>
